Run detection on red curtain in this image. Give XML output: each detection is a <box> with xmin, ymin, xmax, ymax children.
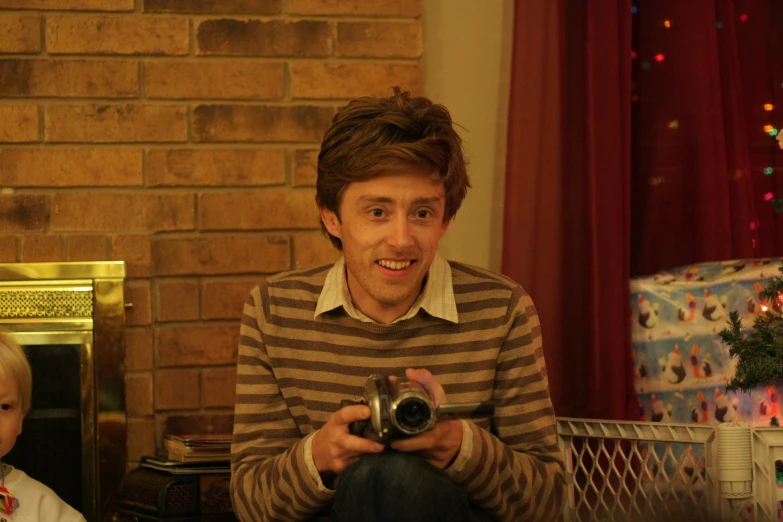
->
<box><xmin>501</xmin><ymin>0</ymin><xmax>637</xmax><ymax>420</ymax></box>
<box><xmin>631</xmin><ymin>0</ymin><xmax>783</xmax><ymax>276</ymax></box>
<box><xmin>502</xmin><ymin>0</ymin><xmax>782</xmax><ymax>420</ymax></box>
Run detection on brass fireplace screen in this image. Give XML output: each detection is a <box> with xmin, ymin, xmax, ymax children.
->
<box><xmin>0</xmin><ymin>261</ymin><xmax>127</xmax><ymax>522</ymax></box>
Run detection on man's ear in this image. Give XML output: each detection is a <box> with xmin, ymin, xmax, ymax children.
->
<box><xmin>320</xmin><ymin>207</ymin><xmax>342</xmax><ymax>240</ymax></box>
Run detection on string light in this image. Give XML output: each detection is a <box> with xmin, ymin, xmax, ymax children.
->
<box><xmin>764</xmin><ymin>167</ymin><xmax>775</xmax><ymax>175</ymax></box>
<box><xmin>642</xmin><ymin>61</ymin><xmax>651</xmax><ymax>70</ymax></box>
<box><xmin>668</xmin><ymin>120</ymin><xmax>679</xmax><ymax>129</ymax></box>
<box><xmin>716</xmin><ymin>21</ymin><xmax>723</xmax><ymax>29</ymax></box>
<box><xmin>739</xmin><ymin>14</ymin><xmax>748</xmax><ymax>22</ymax></box>
<box><xmin>765</xmin><ymin>104</ymin><xmax>774</xmax><ymax>111</ymax></box>
<box><xmin>631</xmin><ymin>50</ymin><xmax>637</xmax><ymax>59</ymax></box>
<box><xmin>770</xmin><ymin>129</ymin><xmax>779</xmax><ymax>137</ymax></box>
<box><xmin>664</xmin><ymin>20</ymin><xmax>671</xmax><ymax>28</ymax></box>
<box><xmin>766</xmin><ymin>192</ymin><xmax>775</xmax><ymax>201</ymax></box>
<box><xmin>631</xmin><ymin>5</ymin><xmax>638</xmax><ymax>14</ymax></box>
<box><xmin>649</xmin><ymin>176</ymin><xmax>665</xmax><ymax>186</ymax></box>
<box><xmin>655</xmin><ymin>53</ymin><xmax>665</xmax><ymax>62</ymax></box>
<box><xmin>765</xmin><ymin>125</ymin><xmax>775</xmax><ymax>133</ymax></box>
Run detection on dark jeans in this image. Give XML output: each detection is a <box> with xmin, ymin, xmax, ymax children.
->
<box><xmin>332</xmin><ymin>450</ymin><xmax>494</xmax><ymax>522</ymax></box>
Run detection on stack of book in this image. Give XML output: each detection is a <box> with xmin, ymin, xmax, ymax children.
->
<box><xmin>163</xmin><ymin>433</ymin><xmax>232</xmax><ymax>464</ymax></box>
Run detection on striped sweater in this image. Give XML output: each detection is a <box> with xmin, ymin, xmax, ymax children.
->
<box><xmin>230</xmin><ymin>261</ymin><xmax>565</xmax><ymax>522</ymax></box>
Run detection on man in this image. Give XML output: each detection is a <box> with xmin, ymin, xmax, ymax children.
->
<box><xmin>230</xmin><ymin>88</ymin><xmax>565</xmax><ymax>522</ymax></box>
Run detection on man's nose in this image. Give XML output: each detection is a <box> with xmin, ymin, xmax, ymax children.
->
<box><xmin>387</xmin><ymin>216</ymin><xmax>415</xmax><ymax>248</ymax></box>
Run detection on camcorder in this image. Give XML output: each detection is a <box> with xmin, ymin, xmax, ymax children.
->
<box><xmin>340</xmin><ymin>374</ymin><xmax>495</xmax><ymax>444</ymax></box>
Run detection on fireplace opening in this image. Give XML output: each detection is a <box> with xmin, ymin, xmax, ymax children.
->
<box><xmin>0</xmin><ymin>262</ymin><xmax>127</xmax><ymax>522</ymax></box>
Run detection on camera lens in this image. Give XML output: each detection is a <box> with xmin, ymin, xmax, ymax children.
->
<box><xmin>395</xmin><ymin>398</ymin><xmax>431</xmax><ymax>432</ymax></box>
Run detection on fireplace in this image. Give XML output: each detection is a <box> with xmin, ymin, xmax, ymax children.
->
<box><xmin>0</xmin><ymin>261</ymin><xmax>127</xmax><ymax>522</ymax></box>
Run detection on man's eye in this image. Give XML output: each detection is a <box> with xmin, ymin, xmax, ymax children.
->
<box><xmin>0</xmin><ymin>403</ymin><xmax>12</xmax><ymax>411</ymax></box>
<box><xmin>417</xmin><ymin>210</ymin><xmax>432</xmax><ymax>219</ymax></box>
<box><xmin>371</xmin><ymin>209</ymin><xmax>384</xmax><ymax>217</ymax></box>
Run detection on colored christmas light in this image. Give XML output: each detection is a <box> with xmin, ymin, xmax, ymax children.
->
<box><xmin>716</xmin><ymin>21</ymin><xmax>723</xmax><ymax>29</ymax></box>
<box><xmin>765</xmin><ymin>125</ymin><xmax>775</xmax><ymax>133</ymax></box>
<box><xmin>771</xmin><ymin>129</ymin><xmax>779</xmax><ymax>137</ymax></box>
<box><xmin>664</xmin><ymin>20</ymin><xmax>671</xmax><ymax>28</ymax></box>
<box><xmin>631</xmin><ymin>5</ymin><xmax>637</xmax><ymax>14</ymax></box>
<box><xmin>668</xmin><ymin>120</ymin><xmax>679</xmax><ymax>129</ymax></box>
<box><xmin>765</xmin><ymin>167</ymin><xmax>775</xmax><ymax>175</ymax></box>
<box><xmin>765</xmin><ymin>104</ymin><xmax>774</xmax><ymax>111</ymax></box>
<box><xmin>649</xmin><ymin>176</ymin><xmax>665</xmax><ymax>186</ymax></box>
<box><xmin>642</xmin><ymin>61</ymin><xmax>651</xmax><ymax>70</ymax></box>
<box><xmin>655</xmin><ymin>53</ymin><xmax>665</xmax><ymax>62</ymax></box>
<box><xmin>631</xmin><ymin>50</ymin><xmax>637</xmax><ymax>59</ymax></box>
<box><xmin>740</xmin><ymin>14</ymin><xmax>748</xmax><ymax>22</ymax></box>
<box><xmin>766</xmin><ymin>193</ymin><xmax>775</xmax><ymax>201</ymax></box>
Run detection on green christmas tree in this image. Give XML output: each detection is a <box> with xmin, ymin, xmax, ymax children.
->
<box><xmin>718</xmin><ymin>262</ymin><xmax>783</xmax><ymax>395</ymax></box>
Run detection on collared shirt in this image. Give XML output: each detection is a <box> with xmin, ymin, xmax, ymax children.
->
<box><xmin>314</xmin><ymin>252</ymin><xmax>459</xmax><ymax>324</ymax></box>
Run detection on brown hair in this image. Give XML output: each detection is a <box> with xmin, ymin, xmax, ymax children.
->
<box><xmin>316</xmin><ymin>87</ymin><xmax>470</xmax><ymax>250</ymax></box>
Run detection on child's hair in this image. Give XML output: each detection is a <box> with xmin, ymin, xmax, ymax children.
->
<box><xmin>0</xmin><ymin>330</ymin><xmax>32</xmax><ymax>413</ymax></box>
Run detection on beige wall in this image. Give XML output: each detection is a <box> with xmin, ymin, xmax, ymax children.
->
<box><xmin>423</xmin><ymin>0</ymin><xmax>514</xmax><ymax>271</ymax></box>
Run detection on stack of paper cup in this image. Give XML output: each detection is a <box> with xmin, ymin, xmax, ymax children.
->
<box><xmin>716</xmin><ymin>422</ymin><xmax>753</xmax><ymax>497</ymax></box>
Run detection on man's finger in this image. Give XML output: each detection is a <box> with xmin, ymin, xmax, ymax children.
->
<box><xmin>406</xmin><ymin>367</ymin><xmax>448</xmax><ymax>405</ymax></box>
<box><xmin>341</xmin><ymin>435</ymin><xmax>385</xmax><ymax>455</ymax></box>
<box><xmin>389</xmin><ymin>431</ymin><xmax>437</xmax><ymax>452</ymax></box>
<box><xmin>335</xmin><ymin>404</ymin><xmax>371</xmax><ymax>424</ymax></box>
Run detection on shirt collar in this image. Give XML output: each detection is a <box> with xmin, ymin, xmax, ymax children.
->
<box><xmin>315</xmin><ymin>252</ymin><xmax>458</xmax><ymax>324</ymax></box>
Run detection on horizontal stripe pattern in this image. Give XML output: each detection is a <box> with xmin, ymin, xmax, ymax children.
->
<box><xmin>231</xmin><ymin>261</ymin><xmax>564</xmax><ymax>522</ymax></box>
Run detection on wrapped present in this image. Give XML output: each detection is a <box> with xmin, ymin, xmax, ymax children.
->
<box><xmin>631</xmin><ymin>258</ymin><xmax>783</xmax><ymax>428</ymax></box>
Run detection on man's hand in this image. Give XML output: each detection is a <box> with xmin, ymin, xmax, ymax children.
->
<box><xmin>312</xmin><ymin>404</ymin><xmax>385</xmax><ymax>474</ymax></box>
<box><xmin>389</xmin><ymin>368</ymin><xmax>464</xmax><ymax>470</ymax></box>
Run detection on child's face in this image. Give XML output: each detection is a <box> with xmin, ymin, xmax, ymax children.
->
<box><xmin>0</xmin><ymin>377</ymin><xmax>24</xmax><ymax>459</ymax></box>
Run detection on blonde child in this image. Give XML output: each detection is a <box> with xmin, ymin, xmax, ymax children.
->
<box><xmin>0</xmin><ymin>331</ymin><xmax>86</xmax><ymax>521</ymax></box>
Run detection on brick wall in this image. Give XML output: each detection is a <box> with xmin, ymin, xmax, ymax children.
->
<box><xmin>0</xmin><ymin>0</ymin><xmax>423</xmax><ymax>466</ymax></box>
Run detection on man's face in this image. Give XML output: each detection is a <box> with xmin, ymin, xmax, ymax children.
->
<box><xmin>321</xmin><ymin>170</ymin><xmax>451</xmax><ymax>324</ymax></box>
<box><xmin>0</xmin><ymin>378</ymin><xmax>24</xmax><ymax>460</ymax></box>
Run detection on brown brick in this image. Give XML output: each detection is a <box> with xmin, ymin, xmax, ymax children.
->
<box><xmin>196</xmin><ymin>19</ymin><xmax>331</xmax><ymax>57</ymax></box>
<box><xmin>145</xmin><ymin>0</ymin><xmax>280</xmax><ymax>15</ymax></box>
<box><xmin>66</xmin><ymin>234</ymin><xmax>110</xmax><ymax>261</ymax></box>
<box><xmin>0</xmin><ymin>236</ymin><xmax>17</xmax><ymax>262</ymax></box>
<box><xmin>126</xmin><ymin>373</ymin><xmax>154</xmax><ymax>417</ymax></box>
<box><xmin>20</xmin><ymin>235</ymin><xmax>64</xmax><ymax>262</ymax></box>
<box><xmin>0</xmin><ymin>0</ymin><xmax>134</xmax><ymax>10</ymax></box>
<box><xmin>202</xmin><ymin>277</ymin><xmax>263</xmax><ymax>320</ymax></box>
<box><xmin>125</xmin><ymin>327</ymin><xmax>153</xmax><ymax>371</ymax></box>
<box><xmin>126</xmin><ymin>419</ymin><xmax>156</xmax><ymax>461</ymax></box>
<box><xmin>202</xmin><ymin>367</ymin><xmax>236</xmax><ymax>408</ymax></box>
<box><xmin>0</xmin><ymin>105</ymin><xmax>38</xmax><ymax>143</ymax></box>
<box><xmin>163</xmin><ymin>413</ymin><xmax>233</xmax><ymax>435</ymax></box>
<box><xmin>291</xmin><ymin>62</ymin><xmax>423</xmax><ymax>99</ymax></box>
<box><xmin>145</xmin><ymin>60</ymin><xmax>283</xmax><ymax>100</ymax></box>
<box><xmin>0</xmin><ymin>59</ymin><xmax>138</xmax><ymax>98</ymax></box>
<box><xmin>156</xmin><ymin>324</ymin><xmax>238</xmax><ymax>367</ymax></box>
<box><xmin>52</xmin><ymin>193</ymin><xmax>194</xmax><ymax>232</ymax></box>
<box><xmin>45</xmin><ymin>104</ymin><xmax>187</xmax><ymax>143</ymax></box>
<box><xmin>0</xmin><ymin>194</ymin><xmax>48</xmax><ymax>232</ymax></box>
<box><xmin>153</xmin><ymin>235</ymin><xmax>290</xmax><ymax>276</ymax></box>
<box><xmin>294</xmin><ymin>232</ymin><xmax>339</xmax><ymax>269</ymax></box>
<box><xmin>288</xmin><ymin>0</ymin><xmax>421</xmax><ymax>17</ymax></box>
<box><xmin>47</xmin><ymin>15</ymin><xmax>188</xmax><ymax>56</ymax></box>
<box><xmin>337</xmin><ymin>21</ymin><xmax>422</xmax><ymax>58</ymax></box>
<box><xmin>125</xmin><ymin>280</ymin><xmax>152</xmax><ymax>326</ymax></box>
<box><xmin>1</xmin><ymin>149</ymin><xmax>142</xmax><ymax>187</ymax></box>
<box><xmin>292</xmin><ymin>149</ymin><xmax>318</xmax><ymax>187</ymax></box>
<box><xmin>157</xmin><ymin>368</ymin><xmax>201</xmax><ymax>410</ymax></box>
<box><xmin>193</xmin><ymin>105</ymin><xmax>331</xmax><ymax>143</ymax></box>
<box><xmin>200</xmin><ymin>189</ymin><xmax>319</xmax><ymax>230</ymax></box>
<box><xmin>157</xmin><ymin>279</ymin><xmax>200</xmax><ymax>322</ymax></box>
<box><xmin>0</xmin><ymin>15</ymin><xmax>41</xmax><ymax>54</ymax></box>
<box><xmin>146</xmin><ymin>149</ymin><xmax>285</xmax><ymax>187</ymax></box>
<box><xmin>113</xmin><ymin>234</ymin><xmax>152</xmax><ymax>278</ymax></box>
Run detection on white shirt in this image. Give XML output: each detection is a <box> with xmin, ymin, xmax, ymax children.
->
<box><xmin>0</xmin><ymin>464</ymin><xmax>86</xmax><ymax>522</ymax></box>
